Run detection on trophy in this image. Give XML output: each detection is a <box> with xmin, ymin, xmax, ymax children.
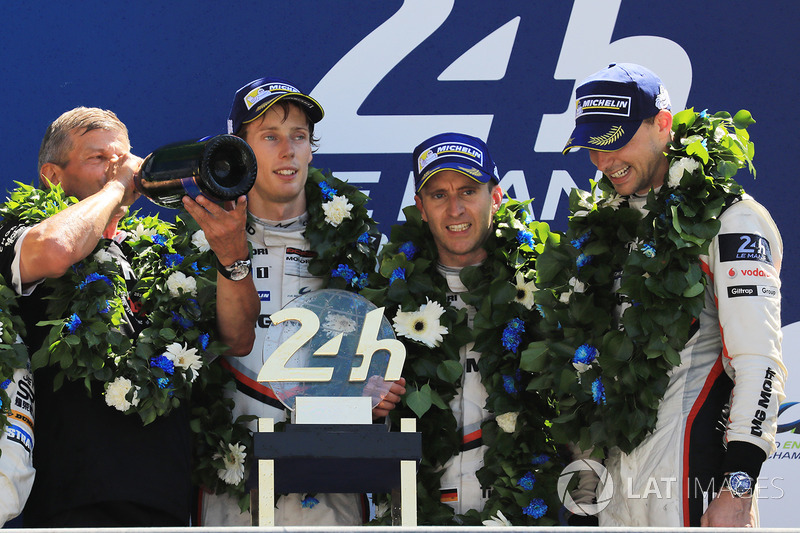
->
<box><xmin>254</xmin><ymin>289</ymin><xmax>420</xmax><ymax>526</ymax></box>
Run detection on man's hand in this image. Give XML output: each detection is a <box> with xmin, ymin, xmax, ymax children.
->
<box><xmin>700</xmin><ymin>488</ymin><xmax>756</xmax><ymax>527</ymax></box>
<box><xmin>106</xmin><ymin>152</ymin><xmax>143</xmax><ymax>208</ymax></box>
<box><xmin>181</xmin><ymin>194</ymin><xmax>250</xmax><ymax>264</ymax></box>
<box><xmin>372</xmin><ymin>378</ymin><xmax>406</xmax><ymax>421</ymax></box>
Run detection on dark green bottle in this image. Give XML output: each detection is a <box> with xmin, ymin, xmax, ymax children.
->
<box><xmin>135</xmin><ymin>134</ymin><xmax>257</xmax><ymax>209</ymax></box>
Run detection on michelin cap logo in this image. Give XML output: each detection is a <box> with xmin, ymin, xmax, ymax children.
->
<box><xmin>412</xmin><ymin>132</ymin><xmax>499</xmax><ymax>193</ymax></box>
<box><xmin>244</xmin><ymin>82</ymin><xmax>302</xmax><ymax>110</ymax></box>
<box><xmin>417</xmin><ymin>142</ymin><xmax>484</xmax><ymax>175</ymax></box>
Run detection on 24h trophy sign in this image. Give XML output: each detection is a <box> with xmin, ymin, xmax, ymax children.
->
<box><xmin>254</xmin><ymin>289</ymin><xmax>420</xmax><ymax>526</ymax></box>
<box><xmin>257</xmin><ymin>289</ymin><xmax>405</xmax><ymax>410</ymax></box>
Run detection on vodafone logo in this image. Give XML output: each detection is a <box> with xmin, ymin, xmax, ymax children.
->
<box><xmin>729</xmin><ymin>267</ymin><xmax>770</xmax><ymax>279</ymax></box>
<box><xmin>740</xmin><ymin>267</ymin><xmax>771</xmax><ymax>278</ymax></box>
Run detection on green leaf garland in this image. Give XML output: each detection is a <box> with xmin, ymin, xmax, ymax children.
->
<box><xmin>532</xmin><ymin>109</ymin><xmax>753</xmax><ymax>455</ymax></box>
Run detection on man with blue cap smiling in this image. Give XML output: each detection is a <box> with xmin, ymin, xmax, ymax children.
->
<box><xmin>560</xmin><ymin>63</ymin><xmax>784</xmax><ymax>528</ymax></box>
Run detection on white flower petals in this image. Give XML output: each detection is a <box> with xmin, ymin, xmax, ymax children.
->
<box><xmin>322</xmin><ymin>195</ymin><xmax>353</xmax><ymax>226</ymax></box>
<box><xmin>393</xmin><ymin>298</ymin><xmax>448</xmax><ymax>348</ymax></box>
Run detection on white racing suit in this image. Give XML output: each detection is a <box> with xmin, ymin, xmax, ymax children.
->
<box><xmin>598</xmin><ymin>195</ymin><xmax>785</xmax><ymax>527</ymax></box>
<box><xmin>0</xmin><ymin>366</ymin><xmax>35</xmax><ymax>526</ymax></box>
<box><xmin>436</xmin><ymin>265</ymin><xmax>492</xmax><ymax>514</ymax></box>
<box><xmin>198</xmin><ymin>213</ymin><xmax>364</xmax><ymax>526</ymax></box>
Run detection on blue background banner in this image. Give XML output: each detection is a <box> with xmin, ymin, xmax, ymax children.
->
<box><xmin>1</xmin><ymin>1</ymin><xmax>798</xmax><ymax>525</ymax></box>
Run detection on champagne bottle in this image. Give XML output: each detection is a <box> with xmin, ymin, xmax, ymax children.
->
<box><xmin>135</xmin><ymin>134</ymin><xmax>257</xmax><ymax>209</ymax></box>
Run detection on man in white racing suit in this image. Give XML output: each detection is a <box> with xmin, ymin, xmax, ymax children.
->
<box><xmin>0</xmin><ymin>366</ymin><xmax>34</xmax><ymax>526</ymax></box>
<box><xmin>198</xmin><ymin>76</ymin><xmax>405</xmax><ymax>526</ymax></box>
<box><xmin>411</xmin><ymin>132</ymin><xmax>504</xmax><ymax>514</ymax></box>
<box><xmin>562</xmin><ymin>63</ymin><xmax>785</xmax><ymax>527</ymax></box>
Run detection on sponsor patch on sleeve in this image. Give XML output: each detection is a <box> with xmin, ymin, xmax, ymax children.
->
<box><xmin>718</xmin><ymin>233</ymin><xmax>773</xmax><ymax>265</ymax></box>
<box><xmin>727</xmin><ymin>285</ymin><xmax>779</xmax><ymax>299</ymax></box>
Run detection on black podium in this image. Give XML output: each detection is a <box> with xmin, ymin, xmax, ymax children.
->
<box><xmin>254</xmin><ymin>417</ymin><xmax>421</xmax><ymax>526</ymax></box>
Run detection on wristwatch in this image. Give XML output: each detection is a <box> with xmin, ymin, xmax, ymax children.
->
<box><xmin>724</xmin><ymin>471</ymin><xmax>754</xmax><ymax>498</ymax></box>
<box><xmin>216</xmin><ymin>257</ymin><xmax>252</xmax><ymax>281</ymax></box>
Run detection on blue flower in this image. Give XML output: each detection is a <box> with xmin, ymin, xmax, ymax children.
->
<box><xmin>531</xmin><ymin>454</ymin><xmax>549</xmax><ymax>466</ymax></box>
<box><xmin>171</xmin><ymin>311</ymin><xmax>194</xmax><ymax>329</ymax></box>
<box><xmin>517</xmin><ymin>471</ymin><xmax>536</xmax><ymax>491</ymax></box>
<box><xmin>357</xmin><ymin>232</ymin><xmax>370</xmax><ymax>244</ymax></box>
<box><xmin>522</xmin><ymin>498</ymin><xmax>547</xmax><ymax>518</ymax></box>
<box><xmin>573</xmin><ymin>344</ymin><xmax>598</xmax><ymax>365</ymax></box>
<box><xmin>301</xmin><ymin>496</ymin><xmax>319</xmax><ymax>508</ymax></box>
<box><xmin>576</xmin><ymin>253</ymin><xmax>592</xmax><ymax>268</ymax></box>
<box><xmin>667</xmin><ymin>193</ymin><xmax>684</xmax><ymax>205</ymax></box>
<box><xmin>592</xmin><ymin>377</ymin><xmax>607</xmax><ymax>405</ymax></box>
<box><xmin>701</xmin><ymin>138</ymin><xmax>708</xmax><ymax>148</ymax></box>
<box><xmin>157</xmin><ymin>377</ymin><xmax>174</xmax><ymax>396</ymax></box>
<box><xmin>152</xmin><ymin>234</ymin><xmax>167</xmax><ymax>246</ymax></box>
<box><xmin>389</xmin><ymin>268</ymin><xmax>406</xmax><ymax>285</ymax></box>
<box><xmin>516</xmin><ymin>230</ymin><xmax>535</xmax><ymax>248</ymax></box>
<box><xmin>535</xmin><ymin>304</ymin><xmax>545</xmax><ymax>318</ymax></box>
<box><xmin>398</xmin><ymin>241</ymin><xmax>417</xmax><ymax>260</ymax></box>
<box><xmin>66</xmin><ymin>313</ymin><xmax>82</xmax><ymax>333</ymax></box>
<box><xmin>199</xmin><ymin>333</ymin><xmax>210</xmax><ymax>350</ymax></box>
<box><xmin>570</xmin><ymin>230</ymin><xmax>592</xmax><ymax>249</ymax></box>
<box><xmin>190</xmin><ymin>261</ymin><xmax>201</xmax><ymax>274</ymax></box>
<box><xmin>319</xmin><ymin>182</ymin><xmax>337</xmax><ymax>201</ymax></box>
<box><xmin>165</xmin><ymin>253</ymin><xmax>184</xmax><ymax>268</ymax></box>
<box><xmin>641</xmin><ymin>243</ymin><xmax>656</xmax><ymax>258</ymax></box>
<box><xmin>331</xmin><ymin>264</ymin><xmax>356</xmax><ymax>283</ymax></box>
<box><xmin>150</xmin><ymin>355</ymin><xmax>175</xmax><ymax>375</ymax></box>
<box><xmin>77</xmin><ymin>272</ymin><xmax>113</xmax><ymax>290</ymax></box>
<box><xmin>502</xmin><ymin>374</ymin><xmax>518</xmax><ymax>394</ymax></box>
<box><xmin>353</xmin><ymin>273</ymin><xmax>369</xmax><ymax>289</ymax></box>
<box><xmin>97</xmin><ymin>300</ymin><xmax>111</xmax><ymax>314</ymax></box>
<box><xmin>699</xmin><ymin>109</ymin><xmax>709</xmax><ymax>119</ymax></box>
<box><xmin>501</xmin><ymin>318</ymin><xmax>525</xmax><ymax>353</ymax></box>
<box><xmin>0</xmin><ymin>379</ymin><xmax>11</xmax><ymax>390</ymax></box>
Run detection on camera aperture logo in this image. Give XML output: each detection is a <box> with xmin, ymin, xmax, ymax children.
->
<box><xmin>557</xmin><ymin>459</ymin><xmax>614</xmax><ymax>516</ymax></box>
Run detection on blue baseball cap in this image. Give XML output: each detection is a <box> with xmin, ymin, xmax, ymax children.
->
<box><xmin>563</xmin><ymin>63</ymin><xmax>671</xmax><ymax>154</ymax></box>
<box><xmin>227</xmin><ymin>77</ymin><xmax>324</xmax><ymax>135</ymax></box>
<box><xmin>412</xmin><ymin>132</ymin><xmax>500</xmax><ymax>193</ymax></box>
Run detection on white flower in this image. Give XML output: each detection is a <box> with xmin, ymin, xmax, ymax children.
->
<box><xmin>104</xmin><ymin>377</ymin><xmax>140</xmax><ymax>412</ymax></box>
<box><xmin>0</xmin><ymin>322</ymin><xmax>4</xmax><ymax>338</ymax></box>
<box><xmin>128</xmin><ymin>222</ymin><xmax>157</xmax><ymax>241</ymax></box>
<box><xmin>191</xmin><ymin>230</ymin><xmax>211</xmax><ymax>253</ymax></box>
<box><xmin>680</xmin><ymin>134</ymin><xmax>704</xmax><ymax>146</ymax></box>
<box><xmin>164</xmin><ymin>342</ymin><xmax>202</xmax><ymax>382</ymax></box>
<box><xmin>496</xmin><ymin>411</ymin><xmax>519</xmax><ymax>433</ymax></box>
<box><xmin>599</xmin><ymin>193</ymin><xmax>624</xmax><ymax>210</ymax></box>
<box><xmin>572</xmin><ymin>195</ymin><xmax>594</xmax><ymax>218</ymax></box>
<box><xmin>392</xmin><ymin>298</ymin><xmax>448</xmax><ymax>348</ymax></box>
<box><xmin>214</xmin><ymin>441</ymin><xmax>246</xmax><ymax>485</ymax></box>
<box><xmin>94</xmin><ymin>249</ymin><xmax>114</xmax><ymax>263</ymax></box>
<box><xmin>714</xmin><ymin>126</ymin><xmax>727</xmax><ymax>142</ymax></box>
<box><xmin>166</xmin><ymin>271</ymin><xmax>197</xmax><ymax>297</ymax></box>
<box><xmin>560</xmin><ymin>277</ymin><xmax>586</xmax><ymax>304</ymax></box>
<box><xmin>321</xmin><ymin>195</ymin><xmax>353</xmax><ymax>227</ymax></box>
<box><xmin>668</xmin><ymin>157</ymin><xmax>701</xmax><ymax>187</ymax></box>
<box><xmin>569</xmin><ymin>276</ymin><xmax>586</xmax><ymax>293</ymax></box>
<box><xmin>482</xmin><ymin>510</ymin><xmax>512</xmax><ymax>526</ymax></box>
<box><xmin>513</xmin><ymin>272</ymin><xmax>536</xmax><ymax>310</ymax></box>
<box><xmin>322</xmin><ymin>313</ymin><xmax>357</xmax><ymax>334</ymax></box>
<box><xmin>573</xmin><ymin>362</ymin><xmax>592</xmax><ymax>374</ymax></box>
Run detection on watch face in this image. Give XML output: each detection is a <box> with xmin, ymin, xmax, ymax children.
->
<box><xmin>729</xmin><ymin>472</ymin><xmax>753</xmax><ymax>496</ymax></box>
<box><xmin>226</xmin><ymin>259</ymin><xmax>251</xmax><ymax>281</ymax></box>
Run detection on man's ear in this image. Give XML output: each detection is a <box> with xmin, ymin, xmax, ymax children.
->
<box><xmin>490</xmin><ymin>184</ymin><xmax>503</xmax><ymax>215</ymax></box>
<box><xmin>414</xmin><ymin>194</ymin><xmax>427</xmax><ymax>222</ymax></box>
<box><xmin>656</xmin><ymin>109</ymin><xmax>673</xmax><ymax>136</ymax></box>
<box><xmin>39</xmin><ymin>162</ymin><xmax>61</xmax><ymax>188</ymax></box>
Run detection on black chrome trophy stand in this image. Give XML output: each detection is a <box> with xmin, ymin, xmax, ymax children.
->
<box><xmin>251</xmin><ymin>289</ymin><xmax>421</xmax><ymax>526</ymax></box>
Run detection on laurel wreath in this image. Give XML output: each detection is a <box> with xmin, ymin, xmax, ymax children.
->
<box><xmin>190</xmin><ymin>167</ymin><xmax>381</xmax><ymax>509</ymax></box>
<box><xmin>528</xmin><ymin>108</ymin><xmax>754</xmax><ymax>454</ymax></box>
<box><xmin>360</xmin><ymin>198</ymin><xmax>564</xmax><ymax>526</ymax></box>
